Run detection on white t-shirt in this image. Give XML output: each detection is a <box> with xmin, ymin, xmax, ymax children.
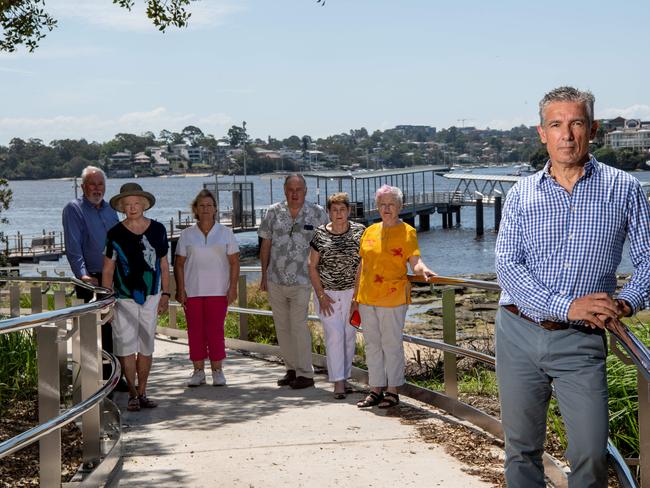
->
<box><xmin>175</xmin><ymin>223</ymin><xmax>240</xmax><ymax>297</ymax></box>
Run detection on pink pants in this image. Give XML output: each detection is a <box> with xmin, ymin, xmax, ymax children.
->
<box><xmin>185</xmin><ymin>296</ymin><xmax>228</xmax><ymax>362</ymax></box>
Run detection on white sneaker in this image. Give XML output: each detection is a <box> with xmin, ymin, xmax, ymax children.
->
<box><xmin>188</xmin><ymin>369</ymin><xmax>206</xmax><ymax>387</ymax></box>
<box><xmin>212</xmin><ymin>369</ymin><xmax>226</xmax><ymax>386</ymax></box>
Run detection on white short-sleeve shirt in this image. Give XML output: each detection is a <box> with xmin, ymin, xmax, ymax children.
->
<box><xmin>175</xmin><ymin>223</ymin><xmax>240</xmax><ymax>297</ymax></box>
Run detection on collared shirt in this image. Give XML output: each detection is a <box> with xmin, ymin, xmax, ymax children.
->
<box><xmin>258</xmin><ymin>201</ymin><xmax>328</xmax><ymax>286</ymax></box>
<box><xmin>62</xmin><ymin>196</ymin><xmax>119</xmax><ymax>278</ymax></box>
<box><xmin>357</xmin><ymin>221</ymin><xmax>420</xmax><ymax>307</ymax></box>
<box><xmin>496</xmin><ymin>157</ymin><xmax>650</xmax><ymax>323</ymax></box>
<box><xmin>175</xmin><ymin>223</ymin><xmax>240</xmax><ymax>297</ymax></box>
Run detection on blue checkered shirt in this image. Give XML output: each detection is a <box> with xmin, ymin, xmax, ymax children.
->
<box><xmin>496</xmin><ymin>157</ymin><xmax>650</xmax><ymax>323</ymax></box>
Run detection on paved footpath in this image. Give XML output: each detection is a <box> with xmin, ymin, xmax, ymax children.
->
<box><xmin>113</xmin><ymin>338</ymin><xmax>492</xmax><ymax>488</ymax></box>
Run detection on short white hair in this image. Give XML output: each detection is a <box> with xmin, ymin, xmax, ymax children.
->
<box><xmin>81</xmin><ymin>166</ymin><xmax>106</xmax><ymax>183</ymax></box>
<box><xmin>375</xmin><ymin>185</ymin><xmax>403</xmax><ymax>207</ymax></box>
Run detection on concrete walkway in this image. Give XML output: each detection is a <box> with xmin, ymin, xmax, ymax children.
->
<box><xmin>113</xmin><ymin>338</ymin><xmax>492</xmax><ymax>488</ymax></box>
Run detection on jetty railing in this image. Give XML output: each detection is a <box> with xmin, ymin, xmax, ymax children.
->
<box><xmin>0</xmin><ymin>277</ymin><xmax>120</xmax><ymax>487</ymax></box>
<box><xmin>158</xmin><ymin>267</ymin><xmax>647</xmax><ymax>488</ymax></box>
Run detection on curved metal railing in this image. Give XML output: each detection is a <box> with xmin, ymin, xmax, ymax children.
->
<box><xmin>0</xmin><ymin>277</ymin><xmax>120</xmax><ymax>486</ymax></box>
<box><xmin>0</xmin><ymin>351</ymin><xmax>121</xmax><ymax>458</ymax></box>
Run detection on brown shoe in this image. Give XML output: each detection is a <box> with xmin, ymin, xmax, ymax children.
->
<box><xmin>277</xmin><ymin>369</ymin><xmax>296</xmax><ymax>386</ymax></box>
<box><xmin>290</xmin><ymin>376</ymin><xmax>315</xmax><ymax>389</ymax></box>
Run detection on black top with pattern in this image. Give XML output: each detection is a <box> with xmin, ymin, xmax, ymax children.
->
<box><xmin>104</xmin><ymin>220</ymin><xmax>168</xmax><ymax>304</ymax></box>
<box><xmin>310</xmin><ymin>221</ymin><xmax>365</xmax><ymax>290</ymax></box>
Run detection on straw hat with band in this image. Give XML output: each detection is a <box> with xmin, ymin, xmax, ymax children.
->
<box><xmin>110</xmin><ymin>182</ymin><xmax>156</xmax><ymax>212</ymax></box>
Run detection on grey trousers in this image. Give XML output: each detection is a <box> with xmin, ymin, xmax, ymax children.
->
<box><xmin>496</xmin><ymin>307</ymin><xmax>609</xmax><ymax>488</ymax></box>
<box><xmin>359</xmin><ymin>304</ymin><xmax>408</xmax><ymax>387</ymax></box>
<box><xmin>267</xmin><ymin>282</ymin><xmax>314</xmax><ymax>378</ymax></box>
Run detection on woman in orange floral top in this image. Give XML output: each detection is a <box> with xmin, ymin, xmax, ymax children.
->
<box><xmin>353</xmin><ymin>185</ymin><xmax>436</xmax><ymax>409</ymax></box>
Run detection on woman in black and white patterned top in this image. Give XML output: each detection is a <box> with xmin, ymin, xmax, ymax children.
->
<box><xmin>308</xmin><ymin>192</ymin><xmax>365</xmax><ymax>399</ymax></box>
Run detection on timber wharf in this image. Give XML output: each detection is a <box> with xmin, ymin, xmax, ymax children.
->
<box><xmin>302</xmin><ymin>166</ymin><xmax>520</xmax><ymax>235</ymax></box>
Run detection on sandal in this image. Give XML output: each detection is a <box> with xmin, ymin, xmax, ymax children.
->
<box><xmin>356</xmin><ymin>391</ymin><xmax>383</xmax><ymax>408</ymax></box>
<box><xmin>378</xmin><ymin>392</ymin><xmax>399</xmax><ymax>409</ymax></box>
<box><xmin>127</xmin><ymin>396</ymin><xmax>140</xmax><ymax>412</ymax></box>
<box><xmin>138</xmin><ymin>394</ymin><xmax>158</xmax><ymax>409</ymax></box>
<box><xmin>344</xmin><ymin>383</ymin><xmax>354</xmax><ymax>394</ymax></box>
<box><xmin>333</xmin><ymin>391</ymin><xmax>346</xmax><ymax>400</ymax></box>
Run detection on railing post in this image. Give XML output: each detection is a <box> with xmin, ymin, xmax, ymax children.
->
<box><xmin>238</xmin><ymin>275</ymin><xmax>248</xmax><ymax>340</ymax></box>
<box><xmin>169</xmin><ymin>302</ymin><xmax>177</xmax><ymax>329</ymax></box>
<box><xmin>54</xmin><ymin>290</ymin><xmax>68</xmax><ymax>393</ymax></box>
<box><xmin>639</xmin><ymin>372</ymin><xmax>650</xmax><ymax>486</ymax></box>
<box><xmin>32</xmin><ymin>286</ymin><xmax>62</xmax><ymax>487</ymax></box>
<box><xmin>80</xmin><ymin>311</ymin><xmax>102</xmax><ymax>468</ymax></box>
<box><xmin>9</xmin><ymin>285</ymin><xmax>20</xmax><ymax>317</ymax></box>
<box><xmin>71</xmin><ymin>297</ymin><xmax>83</xmax><ymax>405</ymax></box>
<box><xmin>442</xmin><ymin>288</ymin><xmax>458</xmax><ymax>399</ymax></box>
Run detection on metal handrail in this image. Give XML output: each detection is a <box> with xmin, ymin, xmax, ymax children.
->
<box><xmin>0</xmin><ymin>277</ymin><xmax>120</xmax><ymax>486</ymax></box>
<box><xmin>0</xmin><ymin>294</ymin><xmax>114</xmax><ymax>334</ymax></box>
<box><xmin>0</xmin><ymin>351</ymin><xmax>121</xmax><ymax>459</ymax></box>
<box><xmin>407</xmin><ymin>274</ymin><xmax>650</xmax><ymax>381</ymax></box>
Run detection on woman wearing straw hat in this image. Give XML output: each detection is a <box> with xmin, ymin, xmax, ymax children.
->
<box><xmin>102</xmin><ymin>182</ymin><xmax>170</xmax><ymax>412</ymax></box>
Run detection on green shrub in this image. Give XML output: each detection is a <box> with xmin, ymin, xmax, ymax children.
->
<box><xmin>0</xmin><ymin>331</ymin><xmax>37</xmax><ymax>411</ymax></box>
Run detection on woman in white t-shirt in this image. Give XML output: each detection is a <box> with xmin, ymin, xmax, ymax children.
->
<box><xmin>175</xmin><ymin>190</ymin><xmax>240</xmax><ymax>387</ymax></box>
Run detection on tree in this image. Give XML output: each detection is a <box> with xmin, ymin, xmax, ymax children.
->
<box><xmin>0</xmin><ymin>179</ymin><xmax>12</xmax><ymax>224</ymax></box>
<box><xmin>1</xmin><ymin>0</ymin><xmax>192</xmax><ymax>53</ymax></box>
<box><xmin>592</xmin><ymin>146</ymin><xmax>618</xmax><ymax>166</ymax></box>
<box><xmin>181</xmin><ymin>125</ymin><xmax>204</xmax><ymax>146</ymax></box>
<box><xmin>529</xmin><ymin>146</ymin><xmax>549</xmax><ymax>169</ymax></box>
<box><xmin>0</xmin><ymin>178</ymin><xmax>12</xmax><ymax>265</ymax></box>
<box><xmin>227</xmin><ymin>125</ymin><xmax>248</xmax><ymax>148</ymax></box>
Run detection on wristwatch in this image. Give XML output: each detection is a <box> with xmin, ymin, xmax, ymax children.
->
<box><xmin>161</xmin><ymin>292</ymin><xmax>171</xmax><ymax>297</ymax></box>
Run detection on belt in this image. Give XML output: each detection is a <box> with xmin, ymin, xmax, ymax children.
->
<box><xmin>503</xmin><ymin>305</ymin><xmax>570</xmax><ymax>331</ymax></box>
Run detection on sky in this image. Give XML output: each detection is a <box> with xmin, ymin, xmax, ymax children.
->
<box><xmin>0</xmin><ymin>0</ymin><xmax>649</xmax><ymax>145</ymax></box>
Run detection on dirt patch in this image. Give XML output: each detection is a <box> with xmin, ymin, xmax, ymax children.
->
<box><xmin>0</xmin><ymin>399</ymin><xmax>82</xmax><ymax>487</ymax></box>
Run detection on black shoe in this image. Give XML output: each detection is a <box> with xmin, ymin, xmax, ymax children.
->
<box><xmin>290</xmin><ymin>376</ymin><xmax>315</xmax><ymax>389</ymax></box>
<box><xmin>277</xmin><ymin>370</ymin><xmax>296</xmax><ymax>386</ymax></box>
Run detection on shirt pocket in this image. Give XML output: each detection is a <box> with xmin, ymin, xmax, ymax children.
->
<box><xmin>577</xmin><ymin>202</ymin><xmax>626</xmax><ymax>251</ymax></box>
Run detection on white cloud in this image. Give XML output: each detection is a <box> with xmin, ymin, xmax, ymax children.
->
<box><xmin>0</xmin><ymin>66</ymin><xmax>35</xmax><ymax>75</ymax></box>
<box><xmin>48</xmin><ymin>0</ymin><xmax>244</xmax><ymax>33</ymax></box>
<box><xmin>0</xmin><ymin>45</ymin><xmax>111</xmax><ymax>60</ymax></box>
<box><xmin>599</xmin><ymin>104</ymin><xmax>650</xmax><ymax>121</ymax></box>
<box><xmin>0</xmin><ymin>107</ymin><xmax>233</xmax><ymax>144</ymax></box>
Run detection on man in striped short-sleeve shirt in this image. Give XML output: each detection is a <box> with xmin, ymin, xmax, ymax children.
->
<box><xmin>495</xmin><ymin>86</ymin><xmax>650</xmax><ymax>487</ymax></box>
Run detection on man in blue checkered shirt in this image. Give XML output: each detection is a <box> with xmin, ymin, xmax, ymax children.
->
<box><xmin>495</xmin><ymin>86</ymin><xmax>650</xmax><ymax>487</ymax></box>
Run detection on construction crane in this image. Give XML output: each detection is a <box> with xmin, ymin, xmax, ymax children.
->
<box><xmin>456</xmin><ymin>118</ymin><xmax>474</xmax><ymax>128</ymax></box>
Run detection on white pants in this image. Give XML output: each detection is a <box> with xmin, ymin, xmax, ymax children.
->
<box><xmin>112</xmin><ymin>293</ymin><xmax>161</xmax><ymax>356</ymax></box>
<box><xmin>314</xmin><ymin>288</ymin><xmax>358</xmax><ymax>382</ymax></box>
<box><xmin>359</xmin><ymin>303</ymin><xmax>408</xmax><ymax>388</ymax></box>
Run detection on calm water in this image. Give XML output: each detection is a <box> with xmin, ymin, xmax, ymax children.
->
<box><xmin>3</xmin><ymin>166</ymin><xmax>650</xmax><ymax>276</ymax></box>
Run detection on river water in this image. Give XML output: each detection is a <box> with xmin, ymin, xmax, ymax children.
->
<box><xmin>3</xmin><ymin>165</ymin><xmax>650</xmax><ymax>276</ymax></box>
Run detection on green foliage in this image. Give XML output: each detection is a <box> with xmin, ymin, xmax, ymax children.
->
<box><xmin>241</xmin><ymin>286</ymin><xmax>277</xmax><ymax>344</ymax></box>
<box><xmin>227</xmin><ymin>125</ymin><xmax>249</xmax><ymax>148</ymax></box>
<box><xmin>529</xmin><ymin>146</ymin><xmax>549</xmax><ymax>169</ymax></box>
<box><xmin>1</xmin><ymin>0</ymin><xmax>192</xmax><ymax>53</ymax></box>
<box><xmin>0</xmin><ymin>0</ymin><xmax>56</xmax><ymax>53</ymax></box>
<box><xmin>0</xmin><ymin>331</ymin><xmax>37</xmax><ymax>410</ymax></box>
